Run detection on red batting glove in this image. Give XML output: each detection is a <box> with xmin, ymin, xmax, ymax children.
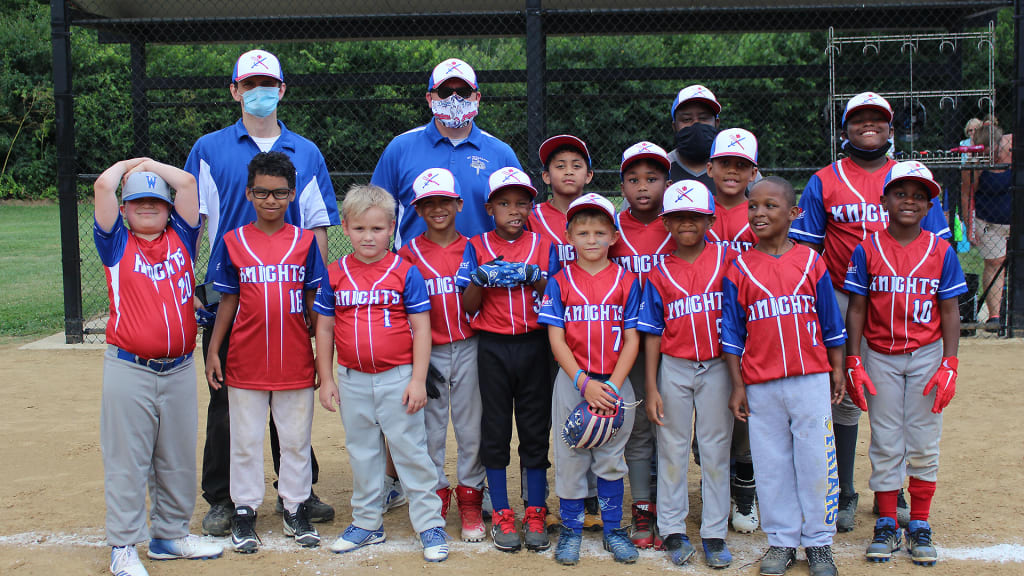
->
<box><xmin>845</xmin><ymin>355</ymin><xmax>876</xmax><ymax>411</ymax></box>
<box><xmin>923</xmin><ymin>356</ymin><xmax>958</xmax><ymax>413</ymax></box>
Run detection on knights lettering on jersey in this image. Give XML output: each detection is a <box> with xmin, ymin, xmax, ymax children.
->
<box><xmin>611</xmin><ymin>253</ymin><xmax>668</xmax><ymax>275</ymax></box>
<box><xmin>557</xmin><ymin>243</ymin><xmax>577</xmax><ymax>263</ymax></box>
<box><xmin>333</xmin><ymin>289</ymin><xmax>403</xmax><ymax>306</ymax></box>
<box><xmin>424</xmin><ymin>275</ymin><xmax>461</xmax><ymax>296</ymax></box>
<box><xmin>829</xmin><ymin>202</ymin><xmax>888</xmax><ymax>224</ymax></box>
<box><xmin>667</xmin><ymin>291</ymin><xmax>724</xmax><ymax>320</ymax></box>
<box><xmin>562</xmin><ymin>303</ymin><xmax>624</xmax><ymax>323</ymax></box>
<box><xmin>709</xmin><ymin>239</ymin><xmax>754</xmax><ymax>253</ymax></box>
<box><xmin>746</xmin><ymin>294</ymin><xmax>818</xmax><ymax>321</ymax></box>
<box><xmin>238</xmin><ymin>263</ymin><xmax>306</xmax><ymax>284</ymax></box>
<box><xmin>868</xmin><ymin>276</ymin><xmax>940</xmax><ymax>296</ymax></box>
<box><xmin>133</xmin><ymin>248</ymin><xmax>188</xmax><ymax>282</ymax></box>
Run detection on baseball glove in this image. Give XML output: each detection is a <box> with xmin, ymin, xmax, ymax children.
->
<box><xmin>426</xmin><ymin>363</ymin><xmax>445</xmax><ymax>400</ymax></box>
<box><xmin>471</xmin><ymin>256</ymin><xmax>507</xmax><ymax>287</ymax></box>
<box><xmin>562</xmin><ymin>388</ymin><xmax>637</xmax><ymax>449</ymax></box>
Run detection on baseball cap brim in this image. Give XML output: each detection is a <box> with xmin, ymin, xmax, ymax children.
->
<box><xmin>413</xmin><ymin>189</ymin><xmax>461</xmax><ymax>203</ymax></box>
<box><xmin>566</xmin><ymin>195</ymin><xmax>617</xmax><ymax>228</ymax></box>
<box><xmin>843</xmin><ymin>104</ymin><xmax>893</xmax><ymax>126</ymax></box>
<box><xmin>488</xmin><ymin>184</ymin><xmax>537</xmax><ymax>201</ymax></box>
<box><xmin>660</xmin><ymin>205</ymin><xmax>714</xmax><ymax>217</ymax></box>
<box><xmin>621</xmin><ymin>152</ymin><xmax>671</xmax><ymax>174</ymax></box>
<box><xmin>122</xmin><ymin>191</ymin><xmax>172</xmax><ymax>204</ymax></box>
<box><xmin>885</xmin><ymin>176</ymin><xmax>941</xmax><ymax>199</ymax></box>
<box><xmin>539</xmin><ymin>135</ymin><xmax>591</xmax><ymax>166</ymax></box>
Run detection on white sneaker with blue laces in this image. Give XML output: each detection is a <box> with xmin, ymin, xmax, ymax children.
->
<box><xmin>420</xmin><ymin>526</ymin><xmax>450</xmax><ymax>562</ymax></box>
<box><xmin>110</xmin><ymin>545</ymin><xmax>149</xmax><ymax>576</ymax></box>
<box><xmin>330</xmin><ymin>524</ymin><xmax>387</xmax><ymax>553</ymax></box>
<box><xmin>147</xmin><ymin>534</ymin><xmax>223</xmax><ymax>560</ymax></box>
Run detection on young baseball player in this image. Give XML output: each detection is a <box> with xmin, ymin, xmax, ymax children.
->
<box><xmin>790</xmin><ymin>92</ymin><xmax>950</xmax><ymax>531</ymax></box>
<box><xmin>706</xmin><ymin>127</ymin><xmax>761</xmax><ymax>534</ymax></box>
<box><xmin>537</xmin><ymin>193</ymin><xmax>642</xmax><ymax>565</ymax></box>
<box><xmin>456</xmin><ymin>167</ymin><xmax>559</xmax><ymax>553</ymax></box>
<box><xmin>609</xmin><ymin>141</ymin><xmax>676</xmax><ymax>548</ymax></box>
<box><xmin>637</xmin><ymin>180</ymin><xmax>737</xmax><ymax>569</ymax></box>
<box><xmin>723</xmin><ymin>177</ymin><xmax>846</xmax><ymax>576</ymax></box>
<box><xmin>844</xmin><ymin>162</ymin><xmax>966</xmax><ymax>566</ymax></box>
<box><xmin>95</xmin><ymin>158</ymin><xmax>223</xmax><ymax>576</ymax></box>
<box><xmin>528</xmin><ymin>134</ymin><xmax>594</xmax><ymax>264</ymax></box>
<box><xmin>205</xmin><ymin>152</ymin><xmax>327</xmax><ymax>553</ymax></box>
<box><xmin>395</xmin><ymin>168</ymin><xmax>487</xmax><ymax>542</ymax></box>
<box><xmin>314</xmin><ymin>184</ymin><xmax>450</xmax><ymax>561</ymax></box>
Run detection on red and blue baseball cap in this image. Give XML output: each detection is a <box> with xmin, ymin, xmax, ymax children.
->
<box><xmin>710</xmin><ymin>128</ymin><xmax>759</xmax><ymax>165</ymax></box>
<box><xmin>428</xmin><ymin>58</ymin><xmax>478</xmax><ymax>90</ymax></box>
<box><xmin>661</xmin><ymin>180</ymin><xmax>714</xmax><ymax>216</ymax></box>
<box><xmin>883</xmin><ymin>160</ymin><xmax>941</xmax><ymax>199</ymax></box>
<box><xmin>620</xmin><ymin>141</ymin><xmax>671</xmax><ymax>174</ymax></box>
<box><xmin>233</xmin><ymin>49</ymin><xmax>283</xmax><ymax>83</ymax></box>
<box><xmin>539</xmin><ymin>134</ymin><xmax>591</xmax><ymax>167</ymax></box>
<box><xmin>122</xmin><ymin>172</ymin><xmax>172</xmax><ymax>204</ymax></box>
<box><xmin>670</xmin><ymin>84</ymin><xmax>721</xmax><ymax>120</ymax></box>
<box><xmin>412</xmin><ymin>168</ymin><xmax>461</xmax><ymax>203</ymax></box>
<box><xmin>488</xmin><ymin>167</ymin><xmax>537</xmax><ymax>200</ymax></box>
<box><xmin>566</xmin><ymin>193</ymin><xmax>618</xmax><ymax>228</ymax></box>
<box><xmin>842</xmin><ymin>92</ymin><xmax>893</xmax><ymax>126</ymax></box>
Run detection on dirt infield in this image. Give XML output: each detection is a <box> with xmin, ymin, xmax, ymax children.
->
<box><xmin>1</xmin><ymin>337</ymin><xmax>1022</xmax><ymax>575</ymax></box>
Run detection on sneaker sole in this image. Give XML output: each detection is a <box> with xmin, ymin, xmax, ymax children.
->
<box><xmin>201</xmin><ymin>526</ymin><xmax>230</xmax><ymax>537</ymax></box>
<box><xmin>670</xmin><ymin>548</ymin><xmax>696</xmax><ymax>566</ymax></box>
<box><xmin>461</xmin><ymin>528</ymin><xmax>486</xmax><ymax>542</ymax></box>
<box><xmin>283</xmin><ymin>523</ymin><xmax>321</xmax><ymax>548</ymax></box>
<box><xmin>330</xmin><ymin>533</ymin><xmax>386</xmax><ymax>554</ymax></box>
<box><xmin>555</xmin><ymin>556</ymin><xmax>580</xmax><ymax>566</ymax></box>
<box><xmin>492</xmin><ymin>537</ymin><xmax>522</xmax><ymax>553</ymax></box>
<box><xmin>147</xmin><ymin>552</ymin><xmax>223</xmax><ymax>561</ymax></box>
<box><xmin>232</xmin><ymin>543</ymin><xmax>259</xmax><ymax>554</ymax></box>
<box><xmin>911</xmin><ymin>559</ymin><xmax>938</xmax><ymax>566</ymax></box>
<box><xmin>525</xmin><ymin>542</ymin><xmax>550</xmax><ymax>552</ymax></box>
<box><xmin>760</xmin><ymin>559</ymin><xmax>794</xmax><ymax>576</ymax></box>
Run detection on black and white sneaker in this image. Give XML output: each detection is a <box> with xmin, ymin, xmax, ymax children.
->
<box><xmin>284</xmin><ymin>503</ymin><xmax>321</xmax><ymax>548</ymax></box>
<box><xmin>231</xmin><ymin>506</ymin><xmax>261</xmax><ymax>554</ymax></box>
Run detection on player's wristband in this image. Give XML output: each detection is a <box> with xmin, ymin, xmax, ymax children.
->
<box><xmin>604</xmin><ymin>380</ymin><xmax>621</xmax><ymax>397</ymax></box>
<box><xmin>580</xmin><ymin>377</ymin><xmax>591</xmax><ymax>397</ymax></box>
<box><xmin>573</xmin><ymin>369</ymin><xmax>586</xmax><ymax>391</ymax></box>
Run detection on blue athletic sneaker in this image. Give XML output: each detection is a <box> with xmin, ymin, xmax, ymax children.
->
<box><xmin>662</xmin><ymin>533</ymin><xmax>696</xmax><ymax>566</ymax></box>
<box><xmin>147</xmin><ymin>535</ymin><xmax>223</xmax><ymax>560</ymax></box>
<box><xmin>603</xmin><ymin>528</ymin><xmax>639</xmax><ymax>564</ymax></box>
<box><xmin>702</xmin><ymin>538</ymin><xmax>732</xmax><ymax>569</ymax></box>
<box><xmin>866</xmin><ymin>517</ymin><xmax>901</xmax><ymax>562</ymax></box>
<box><xmin>329</xmin><ymin>524</ymin><xmax>386</xmax><ymax>554</ymax></box>
<box><xmin>906</xmin><ymin>520</ymin><xmax>938</xmax><ymax>566</ymax></box>
<box><xmin>554</xmin><ymin>525</ymin><xmax>583</xmax><ymax>566</ymax></box>
<box><xmin>420</xmin><ymin>526</ymin><xmax>450</xmax><ymax>562</ymax></box>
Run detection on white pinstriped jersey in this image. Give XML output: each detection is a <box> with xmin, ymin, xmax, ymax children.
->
<box><xmin>397</xmin><ymin>234</ymin><xmax>474</xmax><ymax>345</ymax></box>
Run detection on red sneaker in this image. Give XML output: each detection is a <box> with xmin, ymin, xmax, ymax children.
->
<box><xmin>454</xmin><ymin>485</ymin><xmax>486</xmax><ymax>542</ymax></box>
<box><xmin>436</xmin><ymin>487</ymin><xmax>452</xmax><ymax>520</ymax></box>
<box><xmin>630</xmin><ymin>500</ymin><xmax>658</xmax><ymax>548</ymax></box>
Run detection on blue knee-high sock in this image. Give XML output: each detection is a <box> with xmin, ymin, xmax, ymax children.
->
<box><xmin>596</xmin><ymin>476</ymin><xmax>624</xmax><ymax>535</ymax></box>
<box><xmin>560</xmin><ymin>498</ymin><xmax>585</xmax><ymax>534</ymax></box>
<box><xmin>486</xmin><ymin>467</ymin><xmax>510</xmax><ymax>512</ymax></box>
<box><xmin>525</xmin><ymin>467</ymin><xmax>547</xmax><ymax>508</ymax></box>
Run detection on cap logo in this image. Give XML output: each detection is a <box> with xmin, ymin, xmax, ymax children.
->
<box><xmin>501</xmin><ymin>169</ymin><xmax>522</xmax><ymax>184</ymax></box>
<box><xmin>676</xmin><ymin>186</ymin><xmax>693</xmax><ymax>203</ymax></box>
<box><xmin>145</xmin><ymin>175</ymin><xmax>158</xmax><ymax>188</ymax></box>
<box><xmin>727</xmin><ymin>133</ymin><xmax>747</xmax><ymax>150</ymax></box>
<box><xmin>637</xmin><ymin>142</ymin><xmax>654</xmax><ymax>153</ymax></box>
<box><xmin>445</xmin><ymin>60</ymin><xmax>464</xmax><ymax>76</ymax></box>
<box><xmin>905</xmin><ymin>163</ymin><xmax>927</xmax><ymax>177</ymax></box>
<box><xmin>420</xmin><ymin>172</ymin><xmax>441</xmax><ymax>187</ymax></box>
<box><xmin>249</xmin><ymin>54</ymin><xmax>271</xmax><ymax>72</ymax></box>
<box><xmin>692</xmin><ymin>87</ymin><xmax>707</xmax><ymax>97</ymax></box>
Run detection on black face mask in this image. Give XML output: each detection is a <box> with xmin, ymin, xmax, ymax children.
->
<box><xmin>841</xmin><ymin>138</ymin><xmax>890</xmax><ymax>161</ymax></box>
<box><xmin>674</xmin><ymin>123</ymin><xmax>718</xmax><ymax>162</ymax></box>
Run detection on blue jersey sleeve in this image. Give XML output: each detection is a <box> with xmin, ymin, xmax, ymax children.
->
<box><xmin>789</xmin><ymin>174</ymin><xmax>826</xmax><ymax>244</ymax></box>
<box><xmin>622</xmin><ymin>277</ymin><xmax>642</xmax><ymax>330</ymax></box>
<box><xmin>843</xmin><ymin>244</ymin><xmax>870</xmax><ymax>296</ymax></box>
<box><xmin>546</xmin><ymin>243</ymin><xmax>561</xmax><ymax>277</ymax></box>
<box><xmin>636</xmin><ymin>274</ymin><xmax>666</xmax><ymax>336</ymax></box>
<box><xmin>93</xmin><ymin>216</ymin><xmax>128</xmax><ymax>267</ymax></box>
<box><xmin>454</xmin><ymin>241</ymin><xmax>479</xmax><ymax>288</ymax></box>
<box><xmin>537</xmin><ymin>275</ymin><xmax>565</xmax><ymax>328</ymax></box>
<box><xmin>403</xmin><ymin>265</ymin><xmax>431</xmax><ymax>313</ymax></box>
<box><xmin>922</xmin><ymin>196</ymin><xmax>952</xmax><ymax>239</ymax></box>
<box><xmin>817</xmin><ymin>270</ymin><xmax>848</xmax><ymax>347</ymax></box>
<box><xmin>937</xmin><ymin>244</ymin><xmax>968</xmax><ymax>300</ymax></box>
<box><xmin>312</xmin><ymin>264</ymin><xmax>336</xmax><ymax>317</ymax></box>
<box><xmin>168</xmin><ymin>210</ymin><xmax>202</xmax><ymax>262</ymax></box>
<box><xmin>720</xmin><ymin>275</ymin><xmax>748</xmax><ymax>356</ymax></box>
<box><xmin>303</xmin><ymin>240</ymin><xmax>328</xmax><ymax>292</ymax></box>
<box><xmin>207</xmin><ymin>234</ymin><xmax>240</xmax><ymax>295</ymax></box>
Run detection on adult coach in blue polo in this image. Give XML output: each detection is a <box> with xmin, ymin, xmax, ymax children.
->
<box><xmin>371</xmin><ymin>58</ymin><xmax>522</xmax><ymax>247</ymax></box>
<box><xmin>184</xmin><ymin>49</ymin><xmax>340</xmax><ymax>537</ymax></box>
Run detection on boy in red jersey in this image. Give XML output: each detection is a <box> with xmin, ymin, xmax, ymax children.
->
<box><xmin>95</xmin><ymin>158</ymin><xmax>223</xmax><ymax>576</ymax></box>
<box><xmin>205</xmin><ymin>152</ymin><xmax>328</xmax><ymax>553</ymax></box>
<box><xmin>637</xmin><ymin>180</ymin><xmax>738</xmax><ymax>569</ymax></box>
<box><xmin>456</xmin><ymin>167</ymin><xmax>560</xmax><ymax>553</ymax></box>
<box><xmin>538</xmin><ymin>193</ymin><xmax>642</xmax><ymax>565</ymax></box>
<box><xmin>314</xmin><ymin>184</ymin><xmax>450</xmax><ymax>562</ymax></box>
<box><xmin>396</xmin><ymin>168</ymin><xmax>487</xmax><ymax>542</ymax></box>
<box><xmin>790</xmin><ymin>93</ymin><xmax>950</xmax><ymax>530</ymax></box>
<box><xmin>529</xmin><ymin>134</ymin><xmax>594</xmax><ymax>264</ymax></box>
<box><xmin>723</xmin><ymin>177</ymin><xmax>846</xmax><ymax>576</ymax></box>
<box><xmin>609</xmin><ymin>141</ymin><xmax>675</xmax><ymax>548</ymax></box>
<box><xmin>844</xmin><ymin>162</ymin><xmax>966</xmax><ymax>566</ymax></box>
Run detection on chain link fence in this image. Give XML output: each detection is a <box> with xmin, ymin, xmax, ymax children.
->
<box><xmin>56</xmin><ymin>1</ymin><xmax>1015</xmax><ymax>341</ymax></box>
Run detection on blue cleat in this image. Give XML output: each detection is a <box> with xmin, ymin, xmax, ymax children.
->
<box><xmin>702</xmin><ymin>538</ymin><xmax>732</xmax><ymax>569</ymax></box>
<box><xmin>554</xmin><ymin>525</ymin><xmax>583</xmax><ymax>565</ymax></box>
<box><xmin>662</xmin><ymin>532</ymin><xmax>696</xmax><ymax>566</ymax></box>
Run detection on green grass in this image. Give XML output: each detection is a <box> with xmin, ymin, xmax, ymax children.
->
<box><xmin>0</xmin><ymin>203</ymin><xmax>65</xmax><ymax>337</ymax></box>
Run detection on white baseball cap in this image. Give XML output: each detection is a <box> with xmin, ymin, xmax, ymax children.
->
<box><xmin>670</xmin><ymin>84</ymin><xmax>721</xmax><ymax>120</ymax></box>
<box><xmin>566</xmin><ymin>193</ymin><xmax>617</xmax><ymax>228</ymax></box>
<box><xmin>620</xmin><ymin>141</ymin><xmax>671</xmax><ymax>174</ymax></box>
<box><xmin>842</xmin><ymin>92</ymin><xmax>893</xmax><ymax>126</ymax></box>
<box><xmin>539</xmin><ymin>134</ymin><xmax>591</xmax><ymax>167</ymax></box>
<box><xmin>488</xmin><ymin>167</ymin><xmax>537</xmax><ymax>200</ymax></box>
<box><xmin>428</xmin><ymin>58</ymin><xmax>478</xmax><ymax>90</ymax></box>
<box><xmin>412</xmin><ymin>168</ymin><xmax>461</xmax><ymax>203</ymax></box>
<box><xmin>122</xmin><ymin>172</ymin><xmax>172</xmax><ymax>204</ymax></box>
<box><xmin>661</xmin><ymin>180</ymin><xmax>715</xmax><ymax>216</ymax></box>
<box><xmin>710</xmin><ymin>128</ymin><xmax>759</xmax><ymax>165</ymax></box>
<box><xmin>233</xmin><ymin>49</ymin><xmax>283</xmax><ymax>83</ymax></box>
<box><xmin>883</xmin><ymin>160</ymin><xmax>941</xmax><ymax>199</ymax></box>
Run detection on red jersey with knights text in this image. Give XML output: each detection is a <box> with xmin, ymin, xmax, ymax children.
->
<box><xmin>398</xmin><ymin>234</ymin><xmax>475</xmax><ymax>345</ymax></box>
<box><xmin>208</xmin><ymin>223</ymin><xmax>327</xmax><ymax>391</ymax></box>
<box><xmin>609</xmin><ymin>209</ymin><xmax>676</xmax><ymax>288</ymax></box>
<box><xmin>527</xmin><ymin>201</ymin><xmax>576</xmax><ymax>263</ymax></box>
<box><xmin>708</xmin><ymin>200</ymin><xmax>757</xmax><ymax>252</ymax></box>
<box><xmin>94</xmin><ymin>212</ymin><xmax>199</xmax><ymax>359</ymax></box>
<box><xmin>637</xmin><ymin>243</ymin><xmax>737</xmax><ymax>362</ymax></box>
<box><xmin>455</xmin><ymin>230</ymin><xmax>559</xmax><ymax>335</ymax></box>
<box><xmin>314</xmin><ymin>252</ymin><xmax>431</xmax><ymax>374</ymax></box>
<box><xmin>844</xmin><ymin>230</ymin><xmax>967</xmax><ymax>355</ymax></box>
<box><xmin>720</xmin><ymin>244</ymin><xmax>847</xmax><ymax>385</ymax></box>
<box><xmin>538</xmin><ymin>262</ymin><xmax>641</xmax><ymax>374</ymax></box>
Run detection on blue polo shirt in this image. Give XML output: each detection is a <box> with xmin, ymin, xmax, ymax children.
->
<box><xmin>371</xmin><ymin>120</ymin><xmax>522</xmax><ymax>247</ymax></box>
<box><xmin>184</xmin><ymin>119</ymin><xmax>340</xmax><ymax>279</ymax></box>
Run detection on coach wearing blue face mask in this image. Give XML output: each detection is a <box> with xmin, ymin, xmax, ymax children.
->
<box><xmin>184</xmin><ymin>48</ymin><xmax>340</xmax><ymax>538</ymax></box>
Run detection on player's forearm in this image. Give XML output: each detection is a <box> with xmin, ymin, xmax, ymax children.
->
<box><xmin>610</xmin><ymin>328</ymin><xmax>639</xmax><ymax>389</ymax></box>
<box><xmin>548</xmin><ymin>327</ymin><xmax>582</xmax><ymax>382</ymax></box>
<box><xmin>845</xmin><ymin>293</ymin><xmax>868</xmax><ymax>356</ymax></box>
<box><xmin>207</xmin><ymin>293</ymin><xmax>238</xmax><ymax>354</ymax></box>
<box><xmin>938</xmin><ymin>298</ymin><xmax>960</xmax><ymax>358</ymax></box>
<box><xmin>312</xmin><ymin>227</ymin><xmax>329</xmax><ymax>265</ymax></box>
<box><xmin>826</xmin><ymin>345</ymin><xmax>845</xmax><ymax>380</ymax></box>
<box><xmin>409</xmin><ymin>312</ymin><xmax>431</xmax><ymax>385</ymax></box>
<box><xmin>139</xmin><ymin>160</ymin><xmax>199</xmax><ymax>225</ymax></box>
<box><xmin>461</xmin><ymin>284</ymin><xmax>482</xmax><ymax>314</ymax></box>
<box><xmin>532</xmin><ymin>277</ymin><xmax>548</xmax><ymax>295</ymax></box>
<box><xmin>643</xmin><ymin>333</ymin><xmax>662</xmax><ymax>395</ymax></box>
<box><xmin>314</xmin><ymin>314</ymin><xmax>336</xmax><ymax>383</ymax></box>
<box><xmin>724</xmin><ymin>352</ymin><xmax>744</xmax><ymax>392</ymax></box>
<box><xmin>94</xmin><ymin>159</ymin><xmax>145</xmax><ymax>230</ymax></box>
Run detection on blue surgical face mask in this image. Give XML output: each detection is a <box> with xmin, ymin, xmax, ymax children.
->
<box><xmin>242</xmin><ymin>86</ymin><xmax>280</xmax><ymax>118</ymax></box>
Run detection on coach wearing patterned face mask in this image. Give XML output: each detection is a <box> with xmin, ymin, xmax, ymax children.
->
<box><xmin>372</xmin><ymin>58</ymin><xmax>522</xmax><ymax>248</ymax></box>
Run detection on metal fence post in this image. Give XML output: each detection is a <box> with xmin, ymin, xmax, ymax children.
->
<box><xmin>525</xmin><ymin>0</ymin><xmax>546</xmax><ymax>185</ymax></box>
<box><xmin>131</xmin><ymin>41</ymin><xmax>150</xmax><ymax>158</ymax></box>
<box><xmin>1010</xmin><ymin>0</ymin><xmax>1024</xmax><ymax>335</ymax></box>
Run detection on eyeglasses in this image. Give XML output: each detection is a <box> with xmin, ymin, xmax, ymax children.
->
<box><xmin>250</xmin><ymin>187</ymin><xmax>292</xmax><ymax>200</ymax></box>
<box><xmin>434</xmin><ymin>85</ymin><xmax>475</xmax><ymax>99</ymax></box>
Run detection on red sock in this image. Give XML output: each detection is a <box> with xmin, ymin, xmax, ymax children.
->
<box><xmin>908</xmin><ymin>477</ymin><xmax>936</xmax><ymax>521</ymax></box>
<box><xmin>875</xmin><ymin>490</ymin><xmax>899</xmax><ymax>521</ymax></box>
